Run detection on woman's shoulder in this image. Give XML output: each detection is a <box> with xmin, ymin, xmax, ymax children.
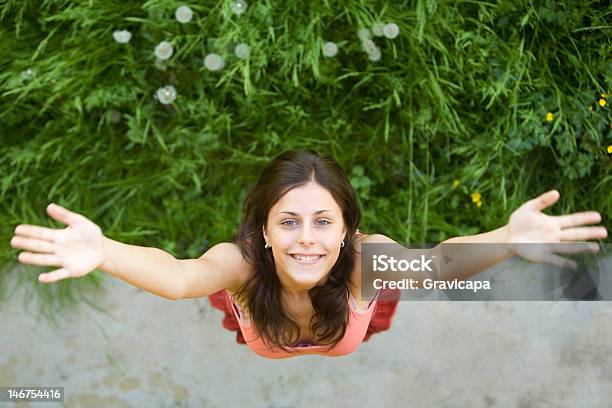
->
<box><xmin>352</xmin><ymin>231</ymin><xmax>397</xmax><ymax>253</ymax></box>
<box><xmin>349</xmin><ymin>231</ymin><xmax>397</xmax><ymax>306</ymax></box>
<box><xmin>202</xmin><ymin>242</ymin><xmax>254</xmax><ymax>295</ymax></box>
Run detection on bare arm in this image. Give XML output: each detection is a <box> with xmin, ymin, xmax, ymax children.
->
<box><xmin>101</xmin><ymin>240</ymin><xmax>247</xmax><ymax>300</ymax></box>
<box><xmin>100</xmin><ymin>237</ymin><xmax>186</xmax><ymax>300</ymax></box>
<box><xmin>362</xmin><ymin>190</ymin><xmax>606</xmax><ymax>285</ymax></box>
<box><xmin>436</xmin><ymin>225</ymin><xmax>513</xmax><ymax>281</ymax></box>
<box><xmin>176</xmin><ymin>242</ymin><xmax>248</xmax><ymax>299</ymax></box>
<box><xmin>10</xmin><ymin>203</ymin><xmax>245</xmax><ymax>301</ymax></box>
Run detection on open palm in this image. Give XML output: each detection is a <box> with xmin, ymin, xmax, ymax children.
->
<box><xmin>507</xmin><ymin>190</ymin><xmax>607</xmax><ymax>269</ymax></box>
<box><xmin>10</xmin><ymin>203</ymin><xmax>105</xmax><ymax>283</ymax></box>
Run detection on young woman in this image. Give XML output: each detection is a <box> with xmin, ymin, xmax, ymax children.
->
<box><xmin>10</xmin><ymin>150</ymin><xmax>607</xmax><ymax>359</ymax></box>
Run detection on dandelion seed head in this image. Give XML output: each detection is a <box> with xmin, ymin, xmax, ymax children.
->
<box><xmin>21</xmin><ymin>68</ymin><xmax>34</xmax><ymax>81</ymax></box>
<box><xmin>234</xmin><ymin>43</ymin><xmax>250</xmax><ymax>59</ymax></box>
<box><xmin>231</xmin><ymin>0</ymin><xmax>248</xmax><ymax>15</ymax></box>
<box><xmin>155</xmin><ymin>41</ymin><xmax>174</xmax><ymax>60</ymax></box>
<box><xmin>372</xmin><ymin>22</ymin><xmax>385</xmax><ymax>37</ymax></box>
<box><xmin>156</xmin><ymin>85</ymin><xmax>177</xmax><ymax>105</ymax></box>
<box><xmin>322</xmin><ymin>41</ymin><xmax>338</xmax><ymax>57</ymax></box>
<box><xmin>361</xmin><ymin>39</ymin><xmax>377</xmax><ymax>54</ymax></box>
<box><xmin>175</xmin><ymin>6</ymin><xmax>193</xmax><ymax>23</ymax></box>
<box><xmin>204</xmin><ymin>53</ymin><xmax>225</xmax><ymax>71</ymax></box>
<box><xmin>357</xmin><ymin>28</ymin><xmax>371</xmax><ymax>41</ymax></box>
<box><xmin>113</xmin><ymin>30</ymin><xmax>132</xmax><ymax>44</ymax></box>
<box><xmin>368</xmin><ymin>46</ymin><xmax>381</xmax><ymax>61</ymax></box>
<box><xmin>383</xmin><ymin>23</ymin><xmax>399</xmax><ymax>39</ymax></box>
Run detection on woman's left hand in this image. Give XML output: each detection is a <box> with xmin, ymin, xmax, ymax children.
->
<box><xmin>506</xmin><ymin>190</ymin><xmax>607</xmax><ymax>269</ymax></box>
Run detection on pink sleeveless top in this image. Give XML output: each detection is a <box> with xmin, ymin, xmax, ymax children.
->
<box><xmin>223</xmin><ymin>289</ymin><xmax>380</xmax><ymax>359</ymax></box>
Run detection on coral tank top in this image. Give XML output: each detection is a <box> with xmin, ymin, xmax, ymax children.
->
<box><xmin>223</xmin><ymin>288</ymin><xmax>380</xmax><ymax>359</ymax></box>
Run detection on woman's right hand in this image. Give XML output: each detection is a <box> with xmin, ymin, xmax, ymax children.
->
<box><xmin>10</xmin><ymin>203</ymin><xmax>106</xmax><ymax>283</ymax></box>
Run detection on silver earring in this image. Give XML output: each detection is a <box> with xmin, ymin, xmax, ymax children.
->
<box><xmin>265</xmin><ymin>243</ymin><xmax>271</xmax><ymax>249</ymax></box>
<box><xmin>341</xmin><ymin>240</ymin><xmax>345</xmax><ymax>247</ymax></box>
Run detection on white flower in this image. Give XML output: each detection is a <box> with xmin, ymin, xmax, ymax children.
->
<box><xmin>368</xmin><ymin>47</ymin><xmax>381</xmax><ymax>62</ymax></box>
<box><xmin>361</xmin><ymin>39</ymin><xmax>377</xmax><ymax>54</ymax></box>
<box><xmin>113</xmin><ymin>30</ymin><xmax>132</xmax><ymax>44</ymax></box>
<box><xmin>155</xmin><ymin>85</ymin><xmax>177</xmax><ymax>105</ymax></box>
<box><xmin>154</xmin><ymin>41</ymin><xmax>174</xmax><ymax>60</ymax></box>
<box><xmin>322</xmin><ymin>41</ymin><xmax>338</xmax><ymax>58</ymax></box>
<box><xmin>357</xmin><ymin>28</ymin><xmax>371</xmax><ymax>41</ymax></box>
<box><xmin>371</xmin><ymin>22</ymin><xmax>385</xmax><ymax>37</ymax></box>
<box><xmin>204</xmin><ymin>53</ymin><xmax>225</xmax><ymax>71</ymax></box>
<box><xmin>175</xmin><ymin>6</ymin><xmax>193</xmax><ymax>23</ymax></box>
<box><xmin>21</xmin><ymin>68</ymin><xmax>34</xmax><ymax>81</ymax></box>
<box><xmin>234</xmin><ymin>43</ymin><xmax>250</xmax><ymax>59</ymax></box>
<box><xmin>383</xmin><ymin>23</ymin><xmax>399</xmax><ymax>39</ymax></box>
<box><xmin>230</xmin><ymin>0</ymin><xmax>248</xmax><ymax>15</ymax></box>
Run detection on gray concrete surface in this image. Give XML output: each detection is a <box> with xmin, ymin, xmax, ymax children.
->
<box><xmin>1</xmin><ymin>255</ymin><xmax>612</xmax><ymax>407</ymax></box>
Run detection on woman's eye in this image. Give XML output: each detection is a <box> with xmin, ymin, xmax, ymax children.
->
<box><xmin>281</xmin><ymin>219</ymin><xmax>330</xmax><ymax>227</ymax></box>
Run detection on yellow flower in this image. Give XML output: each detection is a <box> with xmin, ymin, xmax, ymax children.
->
<box><xmin>602</xmin><ymin>93</ymin><xmax>609</xmax><ymax>98</ymax></box>
<box><xmin>545</xmin><ymin>112</ymin><xmax>554</xmax><ymax>122</ymax></box>
<box><xmin>471</xmin><ymin>192</ymin><xmax>481</xmax><ymax>203</ymax></box>
<box><xmin>452</xmin><ymin>179</ymin><xmax>460</xmax><ymax>188</ymax></box>
<box><xmin>599</xmin><ymin>98</ymin><xmax>607</xmax><ymax>108</ymax></box>
<box><xmin>607</xmin><ymin>145</ymin><xmax>612</xmax><ymax>154</ymax></box>
<box><xmin>476</xmin><ymin>201</ymin><xmax>482</xmax><ymax>208</ymax></box>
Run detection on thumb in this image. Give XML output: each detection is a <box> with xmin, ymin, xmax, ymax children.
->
<box><xmin>528</xmin><ymin>190</ymin><xmax>560</xmax><ymax>212</ymax></box>
<box><xmin>46</xmin><ymin>203</ymin><xmax>79</xmax><ymax>226</ymax></box>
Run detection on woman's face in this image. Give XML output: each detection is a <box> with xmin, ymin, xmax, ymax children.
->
<box><xmin>263</xmin><ymin>181</ymin><xmax>347</xmax><ymax>293</ymax></box>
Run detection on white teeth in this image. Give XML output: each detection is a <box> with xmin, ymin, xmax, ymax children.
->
<box><xmin>292</xmin><ymin>255</ymin><xmax>322</xmax><ymax>262</ymax></box>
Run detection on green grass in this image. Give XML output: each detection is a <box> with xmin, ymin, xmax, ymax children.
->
<box><xmin>0</xmin><ymin>1</ymin><xmax>610</xmax><ymax>316</ymax></box>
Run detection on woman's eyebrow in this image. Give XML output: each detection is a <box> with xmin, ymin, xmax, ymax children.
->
<box><xmin>278</xmin><ymin>210</ymin><xmax>333</xmax><ymax>216</ymax></box>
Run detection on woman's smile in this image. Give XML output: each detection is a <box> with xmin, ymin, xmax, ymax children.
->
<box><xmin>289</xmin><ymin>253</ymin><xmax>326</xmax><ymax>265</ymax></box>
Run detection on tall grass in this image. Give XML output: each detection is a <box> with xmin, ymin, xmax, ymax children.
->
<box><xmin>0</xmin><ymin>1</ymin><xmax>610</xmax><ymax>315</ymax></box>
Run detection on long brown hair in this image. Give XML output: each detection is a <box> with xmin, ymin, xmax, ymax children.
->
<box><xmin>233</xmin><ymin>149</ymin><xmax>361</xmax><ymax>352</ymax></box>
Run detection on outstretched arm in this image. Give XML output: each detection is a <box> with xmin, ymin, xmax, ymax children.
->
<box><xmin>437</xmin><ymin>190</ymin><xmax>607</xmax><ymax>280</ymax></box>
<box><xmin>10</xmin><ymin>203</ymin><xmax>244</xmax><ymax>300</ymax></box>
<box><xmin>361</xmin><ymin>190</ymin><xmax>606</xmax><ymax>286</ymax></box>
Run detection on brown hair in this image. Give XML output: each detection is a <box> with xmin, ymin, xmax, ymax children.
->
<box><xmin>232</xmin><ymin>149</ymin><xmax>361</xmax><ymax>352</ymax></box>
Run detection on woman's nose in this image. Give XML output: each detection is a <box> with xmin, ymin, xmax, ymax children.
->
<box><xmin>298</xmin><ymin>224</ymin><xmax>315</xmax><ymax>245</ymax></box>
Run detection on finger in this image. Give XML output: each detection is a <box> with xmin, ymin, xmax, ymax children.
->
<box><xmin>10</xmin><ymin>236</ymin><xmax>55</xmax><ymax>254</ymax></box>
<box><xmin>17</xmin><ymin>252</ymin><xmax>60</xmax><ymax>267</ymax></box>
<box><xmin>38</xmin><ymin>268</ymin><xmax>71</xmax><ymax>283</ymax></box>
<box><xmin>46</xmin><ymin>203</ymin><xmax>83</xmax><ymax>227</ymax></box>
<box><xmin>14</xmin><ymin>224</ymin><xmax>59</xmax><ymax>242</ymax></box>
<box><xmin>555</xmin><ymin>211</ymin><xmax>602</xmax><ymax>228</ymax></box>
<box><xmin>551</xmin><ymin>242</ymin><xmax>600</xmax><ymax>254</ymax></box>
<box><xmin>560</xmin><ymin>227</ymin><xmax>608</xmax><ymax>241</ymax></box>
<box><xmin>526</xmin><ymin>190</ymin><xmax>560</xmax><ymax>212</ymax></box>
<box><xmin>542</xmin><ymin>254</ymin><xmax>577</xmax><ymax>271</ymax></box>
